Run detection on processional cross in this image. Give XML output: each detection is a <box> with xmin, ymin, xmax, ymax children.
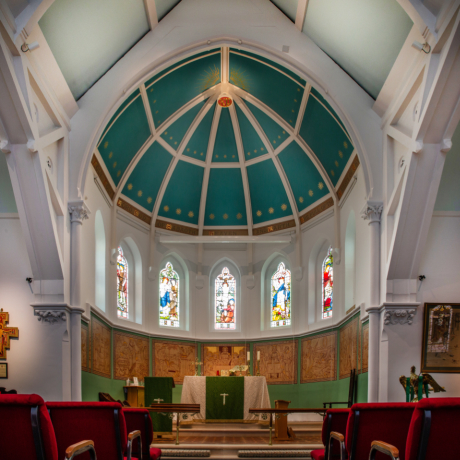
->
<box><xmin>220</xmin><ymin>393</ymin><xmax>228</xmax><ymax>405</ymax></box>
<box><xmin>0</xmin><ymin>309</ymin><xmax>19</xmax><ymax>359</ymax></box>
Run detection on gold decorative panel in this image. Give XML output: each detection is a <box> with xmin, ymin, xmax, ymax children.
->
<box><xmin>113</xmin><ymin>331</ymin><xmax>149</xmax><ymax>381</ymax></box>
<box><xmin>339</xmin><ymin>318</ymin><xmax>358</xmax><ymax>379</ymax></box>
<box><xmin>81</xmin><ymin>323</ymin><xmax>89</xmax><ymax>372</ymax></box>
<box><xmin>301</xmin><ymin>332</ymin><xmax>337</xmax><ymax>383</ymax></box>
<box><xmin>362</xmin><ymin>322</ymin><xmax>369</xmax><ymax>373</ymax></box>
<box><xmin>201</xmin><ymin>344</ymin><xmax>249</xmax><ymax>376</ymax></box>
<box><xmin>152</xmin><ymin>340</ymin><xmax>196</xmax><ymax>384</ymax></box>
<box><xmin>91</xmin><ymin>316</ymin><xmax>111</xmax><ymax>379</ymax></box>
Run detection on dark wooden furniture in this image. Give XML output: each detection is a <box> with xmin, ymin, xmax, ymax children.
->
<box><xmin>147</xmin><ymin>403</ymin><xmax>200</xmax><ymax>445</ymax></box>
<box><xmin>274</xmin><ymin>400</ymin><xmax>295</xmax><ymax>441</ymax></box>
<box><xmin>99</xmin><ymin>391</ymin><xmax>130</xmax><ymax>407</ymax></box>
<box><xmin>249</xmin><ymin>408</ymin><xmax>327</xmax><ymax>445</ymax></box>
<box><xmin>0</xmin><ymin>387</ymin><xmax>17</xmax><ymax>394</ymax></box>
<box><xmin>123</xmin><ymin>385</ymin><xmax>145</xmax><ymax>407</ymax></box>
<box><xmin>323</xmin><ymin>368</ymin><xmax>357</xmax><ymax>408</ymax></box>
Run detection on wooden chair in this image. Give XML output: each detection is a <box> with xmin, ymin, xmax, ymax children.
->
<box><xmin>369</xmin><ymin>398</ymin><xmax>460</xmax><ymax>460</ymax></box>
<box><xmin>47</xmin><ymin>401</ymin><xmax>140</xmax><ymax>460</ymax></box>
<box><xmin>123</xmin><ymin>408</ymin><xmax>162</xmax><ymax>460</ymax></box>
<box><xmin>0</xmin><ymin>394</ymin><xmax>95</xmax><ymax>460</ymax></box>
<box><xmin>323</xmin><ymin>369</ymin><xmax>357</xmax><ymax>409</ymax></box>
<box><xmin>311</xmin><ymin>408</ymin><xmax>350</xmax><ymax>460</ymax></box>
<box><xmin>329</xmin><ymin>403</ymin><xmax>415</xmax><ymax>460</ymax></box>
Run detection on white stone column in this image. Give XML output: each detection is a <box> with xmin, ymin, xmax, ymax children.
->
<box><xmin>68</xmin><ymin>201</ymin><xmax>90</xmax><ymax>401</ymax></box>
<box><xmin>361</xmin><ymin>202</ymin><xmax>383</xmax><ymax>402</ymax></box>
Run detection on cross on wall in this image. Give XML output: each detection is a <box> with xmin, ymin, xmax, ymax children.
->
<box><xmin>0</xmin><ymin>309</ymin><xmax>19</xmax><ymax>359</ymax></box>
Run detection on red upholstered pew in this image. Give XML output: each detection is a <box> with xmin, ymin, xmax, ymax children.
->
<box><xmin>311</xmin><ymin>408</ymin><xmax>351</xmax><ymax>460</ymax></box>
<box><xmin>123</xmin><ymin>407</ymin><xmax>162</xmax><ymax>460</ymax></box>
<box><xmin>370</xmin><ymin>398</ymin><xmax>460</xmax><ymax>460</ymax></box>
<box><xmin>0</xmin><ymin>394</ymin><xmax>95</xmax><ymax>460</ymax></box>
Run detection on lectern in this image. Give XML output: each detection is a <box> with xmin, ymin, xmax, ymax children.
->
<box><xmin>274</xmin><ymin>399</ymin><xmax>295</xmax><ymax>440</ymax></box>
<box><xmin>123</xmin><ymin>385</ymin><xmax>145</xmax><ymax>407</ymax></box>
<box><xmin>145</xmin><ymin>377</ymin><xmax>175</xmax><ymax>438</ymax></box>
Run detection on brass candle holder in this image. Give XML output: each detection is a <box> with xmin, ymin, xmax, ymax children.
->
<box><xmin>256</xmin><ymin>359</ymin><xmax>261</xmax><ymax>376</ymax></box>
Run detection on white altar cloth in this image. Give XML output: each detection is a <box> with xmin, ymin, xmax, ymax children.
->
<box><xmin>180</xmin><ymin>376</ymin><xmax>270</xmax><ymax>422</ymax></box>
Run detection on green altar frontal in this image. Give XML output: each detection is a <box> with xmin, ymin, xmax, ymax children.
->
<box><xmin>145</xmin><ymin>377</ymin><xmax>174</xmax><ymax>433</ymax></box>
<box><xmin>205</xmin><ymin>377</ymin><xmax>244</xmax><ymax>420</ymax></box>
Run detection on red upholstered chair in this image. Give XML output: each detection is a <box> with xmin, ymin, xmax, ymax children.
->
<box><xmin>330</xmin><ymin>403</ymin><xmax>415</xmax><ymax>460</ymax></box>
<box><xmin>311</xmin><ymin>408</ymin><xmax>350</xmax><ymax>460</ymax></box>
<box><xmin>369</xmin><ymin>398</ymin><xmax>460</xmax><ymax>460</ymax></box>
<box><xmin>47</xmin><ymin>401</ymin><xmax>140</xmax><ymax>460</ymax></box>
<box><xmin>123</xmin><ymin>408</ymin><xmax>162</xmax><ymax>460</ymax></box>
<box><xmin>0</xmin><ymin>394</ymin><xmax>95</xmax><ymax>460</ymax></box>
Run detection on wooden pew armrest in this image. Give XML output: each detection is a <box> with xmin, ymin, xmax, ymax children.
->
<box><xmin>65</xmin><ymin>440</ymin><xmax>96</xmax><ymax>460</ymax></box>
<box><xmin>126</xmin><ymin>430</ymin><xmax>142</xmax><ymax>460</ymax></box>
<box><xmin>328</xmin><ymin>431</ymin><xmax>346</xmax><ymax>460</ymax></box>
<box><xmin>369</xmin><ymin>441</ymin><xmax>400</xmax><ymax>460</ymax></box>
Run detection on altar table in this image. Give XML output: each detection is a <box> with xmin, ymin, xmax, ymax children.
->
<box><xmin>180</xmin><ymin>376</ymin><xmax>270</xmax><ymax>422</ymax></box>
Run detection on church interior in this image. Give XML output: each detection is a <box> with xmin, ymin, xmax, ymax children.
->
<box><xmin>1</xmin><ymin>0</ymin><xmax>460</xmax><ymax>458</ymax></box>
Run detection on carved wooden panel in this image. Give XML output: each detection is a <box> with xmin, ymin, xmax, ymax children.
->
<box><xmin>91</xmin><ymin>316</ymin><xmax>111</xmax><ymax>378</ymax></box>
<box><xmin>152</xmin><ymin>340</ymin><xmax>196</xmax><ymax>384</ymax></box>
<box><xmin>254</xmin><ymin>340</ymin><xmax>298</xmax><ymax>385</ymax></box>
<box><xmin>301</xmin><ymin>331</ymin><xmax>337</xmax><ymax>383</ymax></box>
<box><xmin>81</xmin><ymin>323</ymin><xmax>89</xmax><ymax>372</ymax></box>
<box><xmin>113</xmin><ymin>331</ymin><xmax>150</xmax><ymax>381</ymax></box>
<box><xmin>201</xmin><ymin>344</ymin><xmax>249</xmax><ymax>376</ymax></box>
<box><xmin>362</xmin><ymin>322</ymin><xmax>369</xmax><ymax>373</ymax></box>
<box><xmin>339</xmin><ymin>318</ymin><xmax>358</xmax><ymax>379</ymax></box>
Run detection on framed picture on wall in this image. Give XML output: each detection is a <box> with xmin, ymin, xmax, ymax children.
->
<box><xmin>0</xmin><ymin>363</ymin><xmax>8</xmax><ymax>378</ymax></box>
<box><xmin>421</xmin><ymin>303</ymin><xmax>460</xmax><ymax>373</ymax></box>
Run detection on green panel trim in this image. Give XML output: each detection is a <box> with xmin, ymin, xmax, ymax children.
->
<box><xmin>98</xmin><ymin>93</ymin><xmax>151</xmax><ymax>186</ymax></box>
<box><xmin>212</xmin><ymin>108</ymin><xmax>239</xmax><ymax>163</ymax></box>
<box><xmin>161</xmin><ymin>100</ymin><xmax>207</xmax><ymax>150</ymax></box>
<box><xmin>300</xmin><ymin>96</ymin><xmax>353</xmax><ymax>186</ymax></box>
<box><xmin>122</xmin><ymin>141</ymin><xmax>172</xmax><ymax>212</ymax></box>
<box><xmin>278</xmin><ymin>141</ymin><xmax>328</xmax><ymax>212</ymax></box>
<box><xmin>158</xmin><ymin>160</ymin><xmax>204</xmax><ymax>224</ymax></box>
<box><xmin>246</xmin><ymin>159</ymin><xmax>292</xmax><ymax>224</ymax></box>
<box><xmin>204</xmin><ymin>168</ymin><xmax>247</xmax><ymax>226</ymax></box>
<box><xmin>235</xmin><ymin>104</ymin><xmax>267</xmax><ymax>161</ymax></box>
<box><xmin>229</xmin><ymin>52</ymin><xmax>302</xmax><ymax>125</ymax></box>
<box><xmin>183</xmin><ymin>102</ymin><xmax>216</xmax><ymax>162</ymax></box>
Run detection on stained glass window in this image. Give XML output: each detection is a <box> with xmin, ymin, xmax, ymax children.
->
<box><xmin>215</xmin><ymin>267</ymin><xmax>236</xmax><ymax>330</ymax></box>
<box><xmin>159</xmin><ymin>262</ymin><xmax>180</xmax><ymax>327</ymax></box>
<box><xmin>271</xmin><ymin>262</ymin><xmax>291</xmax><ymax>327</ymax></box>
<box><xmin>322</xmin><ymin>247</ymin><xmax>333</xmax><ymax>319</ymax></box>
<box><xmin>117</xmin><ymin>246</ymin><xmax>128</xmax><ymax>319</ymax></box>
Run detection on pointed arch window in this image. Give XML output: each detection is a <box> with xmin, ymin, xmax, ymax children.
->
<box><xmin>271</xmin><ymin>262</ymin><xmax>291</xmax><ymax>327</ymax></box>
<box><xmin>322</xmin><ymin>247</ymin><xmax>333</xmax><ymax>319</ymax></box>
<box><xmin>159</xmin><ymin>262</ymin><xmax>180</xmax><ymax>327</ymax></box>
<box><xmin>117</xmin><ymin>246</ymin><xmax>128</xmax><ymax>319</ymax></box>
<box><xmin>215</xmin><ymin>267</ymin><xmax>236</xmax><ymax>329</ymax></box>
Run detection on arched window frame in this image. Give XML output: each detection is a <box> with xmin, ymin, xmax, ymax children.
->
<box><xmin>95</xmin><ymin>210</ymin><xmax>106</xmax><ymax>312</ymax></box>
<box><xmin>159</xmin><ymin>262</ymin><xmax>180</xmax><ymax>328</ymax></box>
<box><xmin>117</xmin><ymin>246</ymin><xmax>128</xmax><ymax>319</ymax></box>
<box><xmin>345</xmin><ymin>211</ymin><xmax>356</xmax><ymax>312</ymax></box>
<box><xmin>270</xmin><ymin>262</ymin><xmax>291</xmax><ymax>328</ymax></box>
<box><xmin>322</xmin><ymin>247</ymin><xmax>334</xmax><ymax>319</ymax></box>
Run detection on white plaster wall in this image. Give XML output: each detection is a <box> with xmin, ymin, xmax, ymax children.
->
<box><xmin>0</xmin><ymin>217</ymin><xmax>67</xmax><ymax>399</ymax></box>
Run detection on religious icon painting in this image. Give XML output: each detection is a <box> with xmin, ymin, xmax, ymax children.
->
<box><xmin>159</xmin><ymin>262</ymin><xmax>180</xmax><ymax>327</ymax></box>
<box><xmin>215</xmin><ymin>267</ymin><xmax>236</xmax><ymax>329</ymax></box>
<box><xmin>322</xmin><ymin>247</ymin><xmax>333</xmax><ymax>319</ymax></box>
<box><xmin>271</xmin><ymin>262</ymin><xmax>291</xmax><ymax>327</ymax></box>
<box><xmin>117</xmin><ymin>246</ymin><xmax>128</xmax><ymax>319</ymax></box>
<box><xmin>0</xmin><ymin>309</ymin><xmax>19</xmax><ymax>359</ymax></box>
<box><xmin>421</xmin><ymin>303</ymin><xmax>460</xmax><ymax>373</ymax></box>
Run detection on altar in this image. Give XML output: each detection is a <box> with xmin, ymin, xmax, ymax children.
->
<box><xmin>180</xmin><ymin>376</ymin><xmax>270</xmax><ymax>422</ymax></box>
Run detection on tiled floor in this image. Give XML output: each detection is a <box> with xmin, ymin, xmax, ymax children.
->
<box><xmin>154</xmin><ymin>434</ymin><xmax>322</xmax><ymax>445</ymax></box>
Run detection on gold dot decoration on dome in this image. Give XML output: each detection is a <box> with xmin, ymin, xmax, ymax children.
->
<box><xmin>215</xmin><ymin>154</ymin><xmax>219</xmax><ymax>158</ymax></box>
<box><xmin>117</xmin><ymin>171</ymin><xmax>121</xmax><ymax>177</ymax></box>
<box><xmin>218</xmin><ymin>95</ymin><xmax>233</xmax><ymax>108</ymax></box>
<box><xmin>330</xmin><ymin>170</ymin><xmax>335</xmax><ymax>176</ymax></box>
<box><xmin>209</xmin><ymin>213</ymin><xmax>215</xmax><ymax>220</ymax></box>
<box><xmin>155</xmin><ymin>110</ymin><xmax>158</xmax><ymax>114</ymax></box>
<box><xmin>186</xmin><ymin>148</ymin><xmax>190</xmax><ymax>152</ymax></box>
<box><xmin>137</xmin><ymin>190</ymin><xmax>143</xmax><ymax>197</ymax></box>
<box><xmin>232</xmin><ymin>155</ymin><xmax>235</xmax><ymax>158</ymax></box>
<box><xmin>150</xmin><ymin>88</ymin><xmax>153</xmax><ymax>92</ymax></box>
<box><xmin>344</xmin><ymin>141</ymin><xmax>348</xmax><ymax>149</ymax></box>
<box><xmin>108</xmin><ymin>151</ymin><xmax>113</xmax><ymax>159</ymax></box>
<box><xmin>247</xmin><ymin>152</ymin><xmax>251</xmax><ymax>156</ymax></box>
<box><xmin>188</xmin><ymin>211</ymin><xmax>194</xmax><ymax>218</ymax></box>
<box><xmin>254</xmin><ymin>149</ymin><xmax>257</xmax><ymax>153</ymax></box>
<box><xmin>104</xmin><ymin>141</ymin><xmax>109</xmax><ymax>149</ymax></box>
<box><xmin>237</xmin><ymin>213</ymin><xmax>243</xmax><ymax>220</ymax></box>
<box><xmin>338</xmin><ymin>150</ymin><xmax>343</xmax><ymax>158</ymax></box>
<box><xmin>318</xmin><ymin>182</ymin><xmax>324</xmax><ymax>190</ymax></box>
<box><xmin>273</xmin><ymin>140</ymin><xmax>276</xmax><ymax>144</ymax></box>
<box><xmin>256</xmin><ymin>210</ymin><xmax>262</xmax><ymax>217</ymax></box>
<box><xmin>174</xmin><ymin>141</ymin><xmax>177</xmax><ymax>145</ymax></box>
<box><xmin>335</xmin><ymin>160</ymin><xmax>339</xmax><ymax>167</ymax></box>
<box><xmin>297</xmin><ymin>88</ymin><xmax>301</xmax><ymax>92</ymax></box>
<box><xmin>281</xmin><ymin>204</ymin><xmax>287</xmax><ymax>211</ymax></box>
<box><xmin>224</xmin><ymin>155</ymin><xmax>227</xmax><ymax>158</ymax></box>
<box><xmin>113</xmin><ymin>162</ymin><xmax>117</xmax><ymax>168</ymax></box>
<box><xmin>153</xmin><ymin>99</ymin><xmax>157</xmax><ymax>103</ymax></box>
<box><xmin>223</xmin><ymin>213</ymin><xmax>229</xmax><ymax>220</ymax></box>
<box><xmin>268</xmin><ymin>207</ymin><xmax>274</xmax><ymax>214</ymax></box>
<box><xmin>299</xmin><ymin>196</ymin><xmax>304</xmax><ymax>203</ymax></box>
<box><xmin>261</xmin><ymin>147</ymin><xmax>264</xmax><ymax>151</ymax></box>
<box><xmin>176</xmin><ymin>208</ymin><xmax>181</xmax><ymax>215</ymax></box>
<box><xmin>201</xmin><ymin>152</ymin><xmax>204</xmax><ymax>156</ymax></box>
<box><xmin>147</xmin><ymin>197</ymin><xmax>152</xmax><ymax>204</ymax></box>
<box><xmin>169</xmin><ymin>136</ymin><xmax>173</xmax><ymax>140</ymax></box>
<box><xmin>194</xmin><ymin>150</ymin><xmax>197</xmax><ymax>154</ymax></box>
<box><xmin>164</xmin><ymin>205</ymin><xmax>169</xmax><ymax>212</ymax></box>
<box><xmin>164</xmin><ymin>131</ymin><xmax>168</xmax><ymax>135</ymax></box>
<box><xmin>309</xmin><ymin>190</ymin><xmax>313</xmax><ymax>197</ymax></box>
<box><xmin>127</xmin><ymin>184</ymin><xmax>133</xmax><ymax>190</ymax></box>
<box><xmin>199</xmin><ymin>65</ymin><xmax>220</xmax><ymax>91</ymax></box>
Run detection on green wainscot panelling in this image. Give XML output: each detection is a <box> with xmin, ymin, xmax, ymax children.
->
<box><xmin>161</xmin><ymin>100</ymin><xmax>207</xmax><ymax>151</ymax></box>
<box><xmin>158</xmin><ymin>160</ymin><xmax>204</xmax><ymax>225</ymax></box>
<box><xmin>212</xmin><ymin>108</ymin><xmax>239</xmax><ymax>163</ymax></box>
<box><xmin>183</xmin><ymin>102</ymin><xmax>216</xmax><ymax>162</ymax></box>
<box><xmin>357</xmin><ymin>373</ymin><xmax>369</xmax><ymax>403</ymax></box>
<box><xmin>235</xmin><ymin>104</ymin><xmax>267</xmax><ymax>161</ymax></box>
<box><xmin>229</xmin><ymin>51</ymin><xmax>303</xmax><ymax>126</ymax></box>
<box><xmin>82</xmin><ymin>372</ymin><xmax>125</xmax><ymax>402</ymax></box>
<box><xmin>278</xmin><ymin>141</ymin><xmax>329</xmax><ymax>212</ymax></box>
<box><xmin>204</xmin><ymin>168</ymin><xmax>247</xmax><ymax>226</ymax></box>
<box><xmin>246</xmin><ymin>159</ymin><xmax>292</xmax><ymax>224</ymax></box>
<box><xmin>98</xmin><ymin>90</ymin><xmax>151</xmax><ymax>186</ymax></box>
<box><xmin>244</xmin><ymin>100</ymin><xmax>290</xmax><ymax>147</ymax></box>
<box><xmin>147</xmin><ymin>52</ymin><xmax>221</xmax><ymax>128</ymax></box>
<box><xmin>122</xmin><ymin>141</ymin><xmax>172</xmax><ymax>212</ymax></box>
<box><xmin>300</xmin><ymin>95</ymin><xmax>353</xmax><ymax>186</ymax></box>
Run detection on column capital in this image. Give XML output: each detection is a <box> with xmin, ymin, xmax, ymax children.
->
<box><xmin>381</xmin><ymin>302</ymin><xmax>420</xmax><ymax>326</ymax></box>
<box><xmin>31</xmin><ymin>303</ymin><xmax>84</xmax><ymax>324</ymax></box>
<box><xmin>68</xmin><ymin>201</ymin><xmax>90</xmax><ymax>224</ymax></box>
<box><xmin>361</xmin><ymin>201</ymin><xmax>383</xmax><ymax>224</ymax></box>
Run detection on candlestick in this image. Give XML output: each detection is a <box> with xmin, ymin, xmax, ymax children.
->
<box><xmin>247</xmin><ymin>351</ymin><xmax>250</xmax><ymax>361</ymax></box>
<box><xmin>257</xmin><ymin>351</ymin><xmax>260</xmax><ymax>360</ymax></box>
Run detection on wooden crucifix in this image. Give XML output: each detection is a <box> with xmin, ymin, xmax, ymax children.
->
<box><xmin>0</xmin><ymin>309</ymin><xmax>19</xmax><ymax>359</ymax></box>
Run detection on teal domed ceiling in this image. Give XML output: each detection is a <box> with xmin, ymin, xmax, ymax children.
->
<box><xmin>93</xmin><ymin>48</ymin><xmax>359</xmax><ymax>235</ymax></box>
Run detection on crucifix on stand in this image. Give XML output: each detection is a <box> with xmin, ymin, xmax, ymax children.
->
<box><xmin>220</xmin><ymin>393</ymin><xmax>228</xmax><ymax>405</ymax></box>
<box><xmin>154</xmin><ymin>398</ymin><xmax>164</xmax><ymax>404</ymax></box>
<box><xmin>194</xmin><ymin>357</ymin><xmax>203</xmax><ymax>376</ymax></box>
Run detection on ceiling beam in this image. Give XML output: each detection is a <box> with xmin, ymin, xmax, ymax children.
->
<box><xmin>143</xmin><ymin>0</ymin><xmax>159</xmax><ymax>30</ymax></box>
<box><xmin>294</xmin><ymin>83</ymin><xmax>310</xmax><ymax>136</ymax></box>
<box><xmin>295</xmin><ymin>0</ymin><xmax>309</xmax><ymax>31</ymax></box>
